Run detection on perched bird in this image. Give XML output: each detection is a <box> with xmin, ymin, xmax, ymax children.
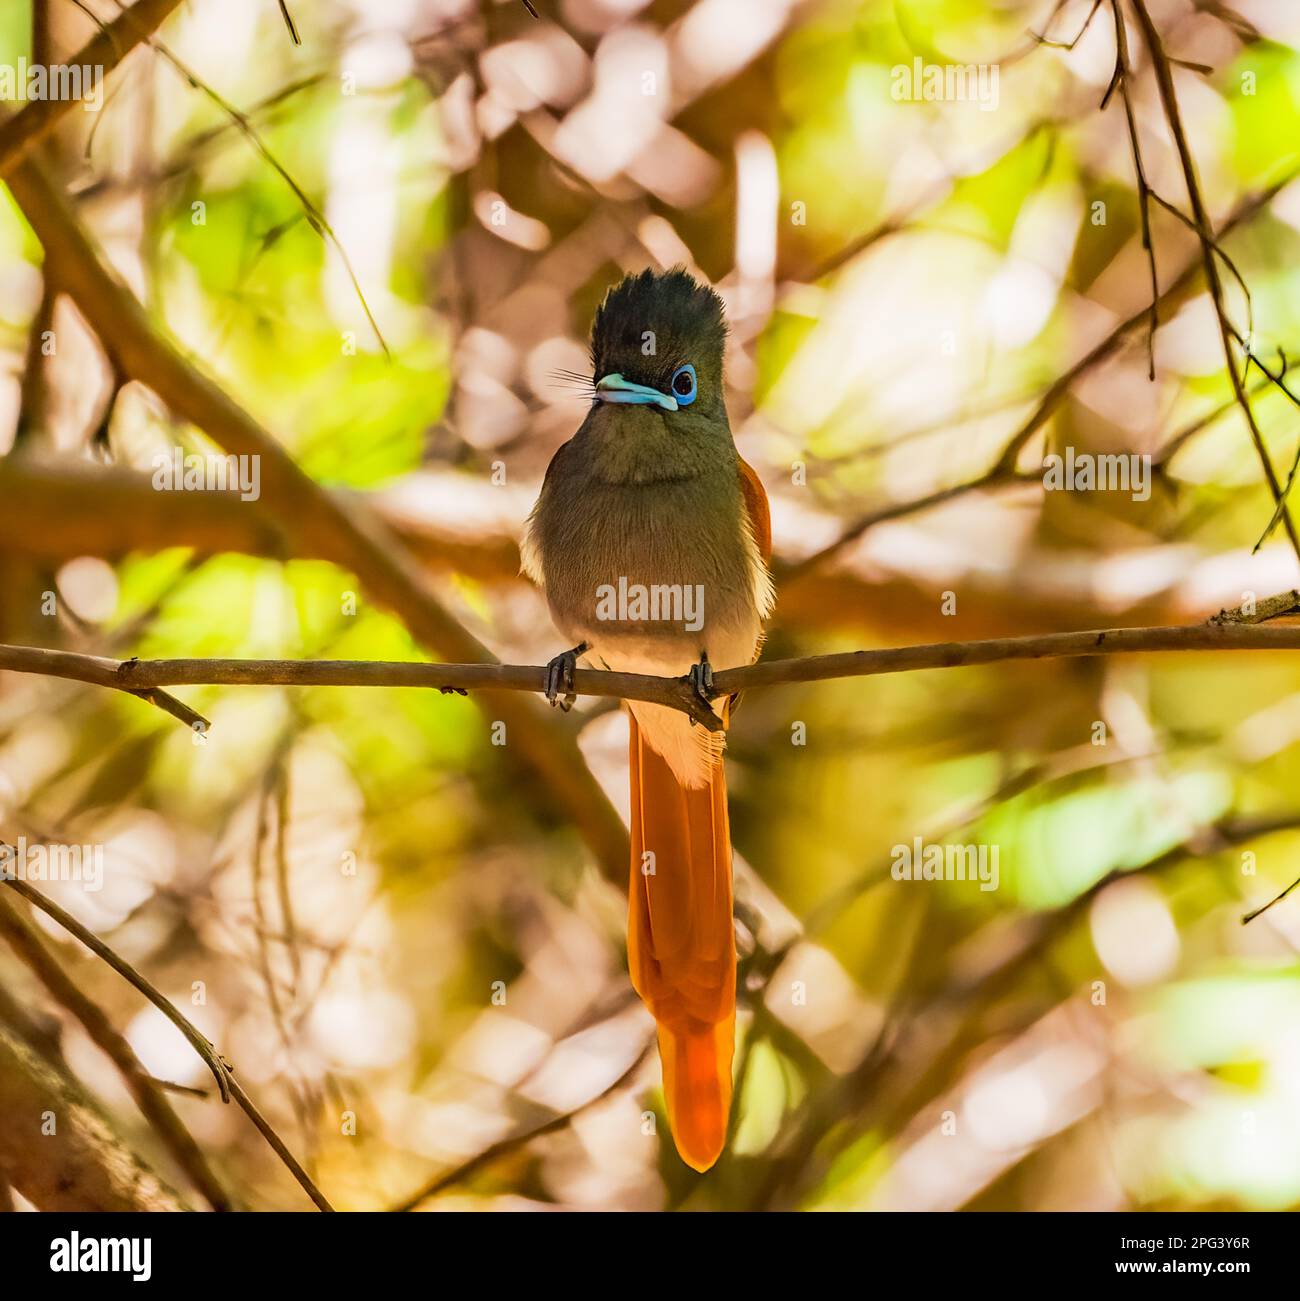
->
<box><xmin>524</xmin><ymin>268</ymin><xmax>774</xmax><ymax>1170</ymax></box>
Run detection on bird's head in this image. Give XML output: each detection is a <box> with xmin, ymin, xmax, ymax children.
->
<box><xmin>590</xmin><ymin>267</ymin><xmax>727</xmax><ymax>419</ymax></box>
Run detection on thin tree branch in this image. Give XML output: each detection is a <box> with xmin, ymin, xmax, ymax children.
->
<box><xmin>0</xmin><ymin>0</ymin><xmax>186</xmax><ymax>178</ymax></box>
<box><xmin>0</xmin><ymin>869</ymin><xmax>334</xmax><ymax>1211</ymax></box>
<box><xmin>1107</xmin><ymin>0</ymin><xmax>1159</xmax><ymax>379</ymax></box>
<box><xmin>1241</xmin><ymin>873</ymin><xmax>1300</xmax><ymax>923</ymax></box>
<box><xmin>92</xmin><ymin>1</ymin><xmax>390</xmax><ymax>356</ymax></box>
<box><xmin>6</xmin><ymin>605</ymin><xmax>1300</xmax><ymax>731</ymax></box>
<box><xmin>1034</xmin><ymin>0</ymin><xmax>1103</xmax><ymax>51</ymax></box>
<box><xmin>1129</xmin><ymin>0</ymin><xmax>1300</xmax><ymax>568</ymax></box>
<box><xmin>790</xmin><ymin>168</ymin><xmax>1300</xmax><ymax>579</ymax></box>
<box><xmin>276</xmin><ymin>0</ymin><xmax>300</xmax><ymax>44</ymax></box>
<box><xmin>0</xmin><ymin>1022</ymin><xmax>187</xmax><ymax>1210</ymax></box>
<box><xmin>392</xmin><ymin>1040</ymin><xmax>652</xmax><ymax>1211</ymax></box>
<box><xmin>0</xmin><ymin>891</ymin><xmax>232</xmax><ymax>1209</ymax></box>
<box><xmin>4</xmin><ymin>158</ymin><xmax>630</xmax><ymax>889</ymax></box>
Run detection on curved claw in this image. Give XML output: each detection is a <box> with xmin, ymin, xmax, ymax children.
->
<box><xmin>544</xmin><ymin>643</ymin><xmax>587</xmax><ymax>712</ymax></box>
<box><xmin>687</xmin><ymin>651</ymin><xmax>716</xmax><ymax>723</ymax></box>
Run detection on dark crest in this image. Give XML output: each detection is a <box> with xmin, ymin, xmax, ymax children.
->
<box><xmin>589</xmin><ymin>267</ymin><xmax>727</xmax><ymax>385</ymax></box>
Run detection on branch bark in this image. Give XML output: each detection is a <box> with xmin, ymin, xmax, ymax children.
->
<box><xmin>0</xmin><ymin>0</ymin><xmax>186</xmax><ymax>178</ymax></box>
<box><xmin>4</xmin><ymin>158</ymin><xmax>629</xmax><ymax>886</ymax></box>
<box><xmin>0</xmin><ymin>891</ymin><xmax>232</xmax><ymax>1209</ymax></box>
<box><xmin>1129</xmin><ymin>0</ymin><xmax>1300</xmax><ymax>565</ymax></box>
<box><xmin>4</xmin><ymin>607</ymin><xmax>1300</xmax><ymax>732</ymax></box>
<box><xmin>0</xmin><ymin>459</ymin><xmax>524</xmax><ymax>583</ymax></box>
<box><xmin>0</xmin><ymin>1022</ymin><xmax>188</xmax><ymax>1210</ymax></box>
<box><xmin>789</xmin><ymin>165</ymin><xmax>1300</xmax><ymax>580</ymax></box>
<box><xmin>0</xmin><ymin>871</ymin><xmax>334</xmax><ymax>1211</ymax></box>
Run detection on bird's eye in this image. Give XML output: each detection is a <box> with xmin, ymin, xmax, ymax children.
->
<box><xmin>670</xmin><ymin>364</ymin><xmax>697</xmax><ymax>405</ymax></box>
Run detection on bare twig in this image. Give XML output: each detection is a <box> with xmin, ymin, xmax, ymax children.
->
<box><xmin>1035</xmin><ymin>0</ymin><xmax>1104</xmax><ymax>51</ymax></box>
<box><xmin>0</xmin><ymin>0</ymin><xmax>186</xmax><ymax>177</ymax></box>
<box><xmin>5</xmin><ymin>158</ymin><xmax>629</xmax><ymax>888</ymax></box>
<box><xmin>7</xmin><ymin>608</ymin><xmax>1300</xmax><ymax>730</ymax></box>
<box><xmin>1130</xmin><ymin>0</ymin><xmax>1300</xmax><ymax>569</ymax></box>
<box><xmin>276</xmin><ymin>0</ymin><xmax>301</xmax><ymax>43</ymax></box>
<box><xmin>67</xmin><ymin>0</ymin><xmax>389</xmax><ymax>356</ymax></box>
<box><xmin>794</xmin><ymin>168</ymin><xmax>1300</xmax><ymax>579</ymax></box>
<box><xmin>0</xmin><ymin>891</ymin><xmax>232</xmax><ymax>1209</ymax></box>
<box><xmin>0</xmin><ymin>874</ymin><xmax>233</xmax><ymax>1100</ymax></box>
<box><xmin>0</xmin><ymin>869</ymin><xmax>334</xmax><ymax>1211</ymax></box>
<box><xmin>392</xmin><ymin>1041</ymin><xmax>652</xmax><ymax>1211</ymax></box>
<box><xmin>1107</xmin><ymin>0</ymin><xmax>1159</xmax><ymax>379</ymax></box>
<box><xmin>1242</xmin><ymin>875</ymin><xmax>1300</xmax><ymax>924</ymax></box>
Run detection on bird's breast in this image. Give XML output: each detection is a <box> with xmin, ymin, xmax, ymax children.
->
<box><xmin>533</xmin><ymin>468</ymin><xmax>762</xmax><ymax>654</ymax></box>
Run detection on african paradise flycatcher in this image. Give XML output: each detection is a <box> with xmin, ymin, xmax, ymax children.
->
<box><xmin>523</xmin><ymin>268</ymin><xmax>774</xmax><ymax>1171</ymax></box>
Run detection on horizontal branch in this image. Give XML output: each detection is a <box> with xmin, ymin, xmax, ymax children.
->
<box><xmin>0</xmin><ymin>460</ymin><xmax>523</xmax><ymax>582</ymax></box>
<box><xmin>5</xmin><ymin>609</ymin><xmax>1300</xmax><ymax>734</ymax></box>
<box><xmin>6</xmin><ymin>157</ymin><xmax>631</xmax><ymax>887</ymax></box>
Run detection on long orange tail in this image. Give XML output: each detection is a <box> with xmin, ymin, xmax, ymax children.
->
<box><xmin>627</xmin><ymin>710</ymin><xmax>735</xmax><ymax>1172</ymax></box>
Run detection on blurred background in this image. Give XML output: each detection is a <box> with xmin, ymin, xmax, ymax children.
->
<box><xmin>2</xmin><ymin>0</ymin><xmax>1300</xmax><ymax>1211</ymax></box>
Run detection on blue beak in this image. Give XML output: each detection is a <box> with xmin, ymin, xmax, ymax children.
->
<box><xmin>594</xmin><ymin>373</ymin><xmax>678</xmax><ymax>412</ymax></box>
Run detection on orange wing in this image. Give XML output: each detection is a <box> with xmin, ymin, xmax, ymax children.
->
<box><xmin>738</xmin><ymin>457</ymin><xmax>771</xmax><ymax>563</ymax></box>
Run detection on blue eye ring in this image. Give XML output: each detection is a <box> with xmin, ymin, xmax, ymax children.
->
<box><xmin>669</xmin><ymin>363</ymin><xmax>697</xmax><ymax>406</ymax></box>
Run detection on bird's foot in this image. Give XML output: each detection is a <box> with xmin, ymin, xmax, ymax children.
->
<box><xmin>687</xmin><ymin>651</ymin><xmax>716</xmax><ymax>723</ymax></box>
<box><xmin>544</xmin><ymin>642</ymin><xmax>588</xmax><ymax>712</ymax></box>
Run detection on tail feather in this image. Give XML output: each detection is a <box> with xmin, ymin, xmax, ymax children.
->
<box><xmin>628</xmin><ymin>708</ymin><xmax>735</xmax><ymax>1172</ymax></box>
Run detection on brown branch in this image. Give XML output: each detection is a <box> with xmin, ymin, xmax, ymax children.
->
<box><xmin>755</xmin><ymin>809</ymin><xmax>1300</xmax><ymax>1208</ymax></box>
<box><xmin>276</xmin><ymin>0</ymin><xmax>301</xmax><ymax>44</ymax></box>
<box><xmin>1242</xmin><ymin>867</ymin><xmax>1300</xmax><ymax>923</ymax></box>
<box><xmin>392</xmin><ymin>1040</ymin><xmax>652</xmax><ymax>1211</ymax></box>
<box><xmin>3</xmin><ymin>158</ymin><xmax>630</xmax><ymax>890</ymax></box>
<box><xmin>1129</xmin><ymin>0</ymin><xmax>1300</xmax><ymax>568</ymax></box>
<box><xmin>791</xmin><ymin>167</ymin><xmax>1300</xmax><ymax>579</ymax></box>
<box><xmin>0</xmin><ymin>870</ymin><xmax>334</xmax><ymax>1211</ymax></box>
<box><xmin>0</xmin><ymin>459</ymin><xmax>524</xmax><ymax>583</ymax></box>
<box><xmin>0</xmin><ymin>459</ymin><xmax>1263</xmax><ymax>644</ymax></box>
<box><xmin>0</xmin><ymin>1022</ymin><xmax>188</xmax><ymax>1210</ymax></box>
<box><xmin>1107</xmin><ymin>0</ymin><xmax>1159</xmax><ymax>379</ymax></box>
<box><xmin>6</xmin><ymin>605</ymin><xmax>1300</xmax><ymax>731</ymax></box>
<box><xmin>0</xmin><ymin>891</ymin><xmax>232</xmax><ymax>1209</ymax></box>
<box><xmin>0</xmin><ymin>0</ymin><xmax>186</xmax><ymax>178</ymax></box>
